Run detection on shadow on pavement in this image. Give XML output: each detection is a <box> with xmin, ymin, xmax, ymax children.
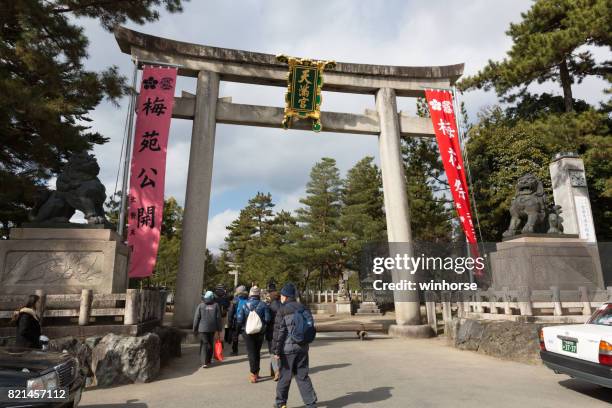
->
<box><xmin>310</xmin><ymin>363</ymin><xmax>351</xmax><ymax>374</ymax></box>
<box><xmin>81</xmin><ymin>399</ymin><xmax>148</xmax><ymax>407</ymax></box>
<box><xmin>558</xmin><ymin>379</ymin><xmax>612</xmax><ymax>403</ymax></box>
<box><xmin>317</xmin><ymin>386</ymin><xmax>393</xmax><ymax>407</ymax></box>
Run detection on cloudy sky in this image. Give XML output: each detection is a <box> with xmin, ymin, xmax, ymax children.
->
<box><xmin>75</xmin><ymin>0</ymin><xmax>608</xmax><ymax>252</ymax></box>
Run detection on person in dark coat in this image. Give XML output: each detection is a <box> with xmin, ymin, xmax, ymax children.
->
<box><xmin>14</xmin><ymin>295</ymin><xmax>41</xmax><ymax>349</ymax></box>
<box><xmin>227</xmin><ymin>285</ymin><xmax>248</xmax><ymax>355</ymax></box>
<box><xmin>266</xmin><ymin>283</ymin><xmax>282</xmax><ymax>381</ymax></box>
<box><xmin>192</xmin><ymin>291</ymin><xmax>222</xmax><ymax>368</ymax></box>
<box><xmin>236</xmin><ymin>286</ymin><xmax>271</xmax><ymax>383</ymax></box>
<box><xmin>273</xmin><ymin>283</ymin><xmax>317</xmax><ymax>408</ymax></box>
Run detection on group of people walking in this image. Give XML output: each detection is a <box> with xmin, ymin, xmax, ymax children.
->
<box><xmin>192</xmin><ymin>282</ymin><xmax>318</xmax><ymax>408</ymax></box>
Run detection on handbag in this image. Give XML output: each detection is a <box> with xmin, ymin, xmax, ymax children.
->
<box><xmin>214</xmin><ymin>338</ymin><xmax>224</xmax><ymax>361</ymax></box>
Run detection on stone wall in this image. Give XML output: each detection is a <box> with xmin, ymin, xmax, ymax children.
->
<box><xmin>449</xmin><ymin>318</ymin><xmax>553</xmax><ymax>364</ymax></box>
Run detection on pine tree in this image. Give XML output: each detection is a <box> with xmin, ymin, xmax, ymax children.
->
<box><xmin>294</xmin><ymin>158</ymin><xmax>345</xmax><ymax>289</ymax></box>
<box><xmin>150</xmin><ymin>196</ymin><xmax>184</xmax><ymax>288</ymax></box>
<box><xmin>459</xmin><ymin>0</ymin><xmax>611</xmax><ymax>112</ymax></box>
<box><xmin>246</xmin><ymin>192</ymin><xmax>275</xmax><ymax>244</ymax></box>
<box><xmin>339</xmin><ymin>156</ymin><xmax>386</xmax><ymax>271</ymax></box>
<box><xmin>0</xmin><ymin>0</ymin><xmax>184</xmax><ymax>230</ymax></box>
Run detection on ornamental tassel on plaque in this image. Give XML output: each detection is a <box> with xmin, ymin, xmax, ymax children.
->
<box><xmin>277</xmin><ymin>55</ymin><xmax>335</xmax><ymax>132</ymax></box>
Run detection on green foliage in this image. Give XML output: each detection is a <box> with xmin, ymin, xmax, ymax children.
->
<box><xmin>339</xmin><ymin>156</ymin><xmax>386</xmax><ymax>271</ymax></box>
<box><xmin>459</xmin><ymin>0</ymin><xmax>611</xmax><ymax>111</ymax></box>
<box><xmin>150</xmin><ymin>196</ymin><xmax>184</xmax><ymax>288</ymax></box>
<box><xmin>402</xmin><ymin>137</ymin><xmax>453</xmax><ymax>241</ymax></box>
<box><xmin>293</xmin><ymin>158</ymin><xmax>346</xmax><ymax>288</ymax></box>
<box><xmin>104</xmin><ymin>191</ymin><xmax>122</xmax><ymax>230</ymax></box>
<box><xmin>222</xmin><ymin>158</ymin><xmax>388</xmax><ymax>290</ymax></box>
<box><xmin>466</xmin><ymin>107</ymin><xmax>611</xmax><ymax>240</ymax></box>
<box><xmin>0</xmin><ymin>0</ymin><xmax>185</xmax><ymax>231</ymax></box>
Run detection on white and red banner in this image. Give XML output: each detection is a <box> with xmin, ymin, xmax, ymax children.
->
<box><xmin>127</xmin><ymin>66</ymin><xmax>177</xmax><ymax>278</ymax></box>
<box><xmin>425</xmin><ymin>89</ymin><xmax>477</xmax><ymax>245</ymax></box>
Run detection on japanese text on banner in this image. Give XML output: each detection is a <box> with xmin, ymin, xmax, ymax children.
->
<box><xmin>424</xmin><ymin>89</ymin><xmax>477</xmax><ymax>244</ymax></box>
<box><xmin>127</xmin><ymin>67</ymin><xmax>177</xmax><ymax>278</ymax></box>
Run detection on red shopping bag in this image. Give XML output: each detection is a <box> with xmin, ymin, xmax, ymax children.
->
<box><xmin>214</xmin><ymin>339</ymin><xmax>224</xmax><ymax>361</ymax></box>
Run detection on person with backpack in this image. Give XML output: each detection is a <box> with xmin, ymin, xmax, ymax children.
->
<box><xmin>227</xmin><ymin>285</ymin><xmax>248</xmax><ymax>355</ymax></box>
<box><xmin>236</xmin><ymin>286</ymin><xmax>271</xmax><ymax>383</ymax></box>
<box><xmin>14</xmin><ymin>294</ymin><xmax>42</xmax><ymax>349</ymax></box>
<box><xmin>266</xmin><ymin>283</ymin><xmax>282</xmax><ymax>381</ymax></box>
<box><xmin>192</xmin><ymin>291</ymin><xmax>222</xmax><ymax>368</ymax></box>
<box><xmin>272</xmin><ymin>283</ymin><xmax>317</xmax><ymax>408</ymax></box>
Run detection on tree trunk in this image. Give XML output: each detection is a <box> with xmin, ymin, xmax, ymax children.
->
<box><xmin>559</xmin><ymin>58</ymin><xmax>573</xmax><ymax>113</ymax></box>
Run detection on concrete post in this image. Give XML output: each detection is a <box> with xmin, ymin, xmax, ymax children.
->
<box><xmin>174</xmin><ymin>71</ymin><xmax>219</xmax><ymax>328</ymax></box>
<box><xmin>124</xmin><ymin>288</ymin><xmax>139</xmax><ymax>325</ymax></box>
<box><xmin>376</xmin><ymin>87</ymin><xmax>421</xmax><ymax>328</ymax></box>
<box><xmin>78</xmin><ymin>289</ymin><xmax>92</xmax><ymax>326</ymax></box>
<box><xmin>551</xmin><ymin>286</ymin><xmax>563</xmax><ymax>316</ymax></box>
<box><xmin>35</xmin><ymin>289</ymin><xmax>46</xmax><ymax>324</ymax></box>
<box><xmin>579</xmin><ymin>286</ymin><xmax>591</xmax><ymax>316</ymax></box>
<box><xmin>503</xmin><ymin>287</ymin><xmax>512</xmax><ymax>315</ymax></box>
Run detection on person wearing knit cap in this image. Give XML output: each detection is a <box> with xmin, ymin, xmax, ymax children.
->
<box><xmin>272</xmin><ymin>282</ymin><xmax>318</xmax><ymax>408</ymax></box>
<box><xmin>192</xmin><ymin>290</ymin><xmax>222</xmax><ymax>368</ymax></box>
<box><xmin>227</xmin><ymin>285</ymin><xmax>249</xmax><ymax>356</ymax></box>
<box><xmin>236</xmin><ymin>285</ymin><xmax>271</xmax><ymax>383</ymax></box>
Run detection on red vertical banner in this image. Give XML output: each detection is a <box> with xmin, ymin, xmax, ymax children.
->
<box><xmin>424</xmin><ymin>89</ymin><xmax>477</xmax><ymax>244</ymax></box>
<box><xmin>127</xmin><ymin>66</ymin><xmax>177</xmax><ymax>278</ymax></box>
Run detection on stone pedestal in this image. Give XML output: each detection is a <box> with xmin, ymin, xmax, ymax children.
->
<box><xmin>490</xmin><ymin>235</ymin><xmax>604</xmax><ymax>291</ymax></box>
<box><xmin>355</xmin><ymin>301</ymin><xmax>382</xmax><ymax>316</ymax></box>
<box><xmin>388</xmin><ymin>324</ymin><xmax>434</xmax><ymax>338</ymax></box>
<box><xmin>335</xmin><ymin>300</ymin><xmax>352</xmax><ymax>315</ymax></box>
<box><xmin>0</xmin><ymin>228</ymin><xmax>129</xmax><ymax>294</ymax></box>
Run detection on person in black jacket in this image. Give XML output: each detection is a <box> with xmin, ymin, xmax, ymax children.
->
<box><xmin>272</xmin><ymin>283</ymin><xmax>317</xmax><ymax>408</ymax></box>
<box><xmin>193</xmin><ymin>291</ymin><xmax>222</xmax><ymax>368</ymax></box>
<box><xmin>227</xmin><ymin>285</ymin><xmax>248</xmax><ymax>356</ymax></box>
<box><xmin>14</xmin><ymin>295</ymin><xmax>41</xmax><ymax>349</ymax></box>
<box><xmin>266</xmin><ymin>283</ymin><xmax>282</xmax><ymax>381</ymax></box>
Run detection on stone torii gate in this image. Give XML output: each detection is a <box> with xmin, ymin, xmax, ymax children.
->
<box><xmin>114</xmin><ymin>27</ymin><xmax>464</xmax><ymax>335</ymax></box>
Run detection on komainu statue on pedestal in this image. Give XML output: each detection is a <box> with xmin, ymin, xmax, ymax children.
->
<box><xmin>31</xmin><ymin>153</ymin><xmax>107</xmax><ymax>224</ymax></box>
<box><xmin>502</xmin><ymin>173</ymin><xmax>564</xmax><ymax>237</ymax></box>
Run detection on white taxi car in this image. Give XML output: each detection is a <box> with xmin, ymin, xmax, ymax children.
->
<box><xmin>540</xmin><ymin>302</ymin><xmax>612</xmax><ymax>388</ymax></box>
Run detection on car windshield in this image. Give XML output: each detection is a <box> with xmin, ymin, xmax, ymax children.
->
<box><xmin>588</xmin><ymin>304</ymin><xmax>612</xmax><ymax>325</ymax></box>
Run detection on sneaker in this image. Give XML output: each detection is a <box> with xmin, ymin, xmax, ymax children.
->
<box><xmin>202</xmin><ymin>364</ymin><xmax>209</xmax><ymax>369</ymax></box>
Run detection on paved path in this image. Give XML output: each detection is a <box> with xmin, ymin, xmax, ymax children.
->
<box><xmin>80</xmin><ymin>335</ymin><xmax>612</xmax><ymax>408</ymax></box>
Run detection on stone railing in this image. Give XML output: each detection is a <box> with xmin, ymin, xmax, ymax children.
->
<box><xmin>302</xmin><ymin>290</ymin><xmax>362</xmax><ymax>304</ymax></box>
<box><xmin>0</xmin><ymin>288</ymin><xmax>167</xmax><ymax>327</ymax></box>
<box><xmin>425</xmin><ymin>286</ymin><xmax>612</xmax><ymax>334</ymax></box>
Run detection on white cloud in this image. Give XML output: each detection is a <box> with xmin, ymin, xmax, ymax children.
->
<box><xmin>206</xmin><ymin>209</ymin><xmax>240</xmax><ymax>254</ymax></box>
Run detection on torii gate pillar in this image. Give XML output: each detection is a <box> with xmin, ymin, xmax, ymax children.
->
<box><xmin>173</xmin><ymin>71</ymin><xmax>219</xmax><ymax>328</ymax></box>
<box><xmin>376</xmin><ymin>88</ymin><xmax>422</xmax><ymax>327</ymax></box>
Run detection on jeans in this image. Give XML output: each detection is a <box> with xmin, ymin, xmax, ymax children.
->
<box><xmin>275</xmin><ymin>349</ymin><xmax>317</xmax><ymax>408</ymax></box>
<box><xmin>198</xmin><ymin>332</ymin><xmax>215</xmax><ymax>365</ymax></box>
<box><xmin>244</xmin><ymin>332</ymin><xmax>265</xmax><ymax>374</ymax></box>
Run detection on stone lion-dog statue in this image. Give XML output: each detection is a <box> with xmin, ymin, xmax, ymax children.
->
<box><xmin>31</xmin><ymin>152</ymin><xmax>107</xmax><ymax>224</ymax></box>
<box><xmin>502</xmin><ymin>173</ymin><xmax>563</xmax><ymax>237</ymax></box>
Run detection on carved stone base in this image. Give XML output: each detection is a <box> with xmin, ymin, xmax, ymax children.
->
<box><xmin>335</xmin><ymin>300</ymin><xmax>352</xmax><ymax>315</ymax></box>
<box><xmin>490</xmin><ymin>235</ymin><xmax>604</xmax><ymax>291</ymax></box>
<box><xmin>0</xmin><ymin>228</ymin><xmax>129</xmax><ymax>295</ymax></box>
